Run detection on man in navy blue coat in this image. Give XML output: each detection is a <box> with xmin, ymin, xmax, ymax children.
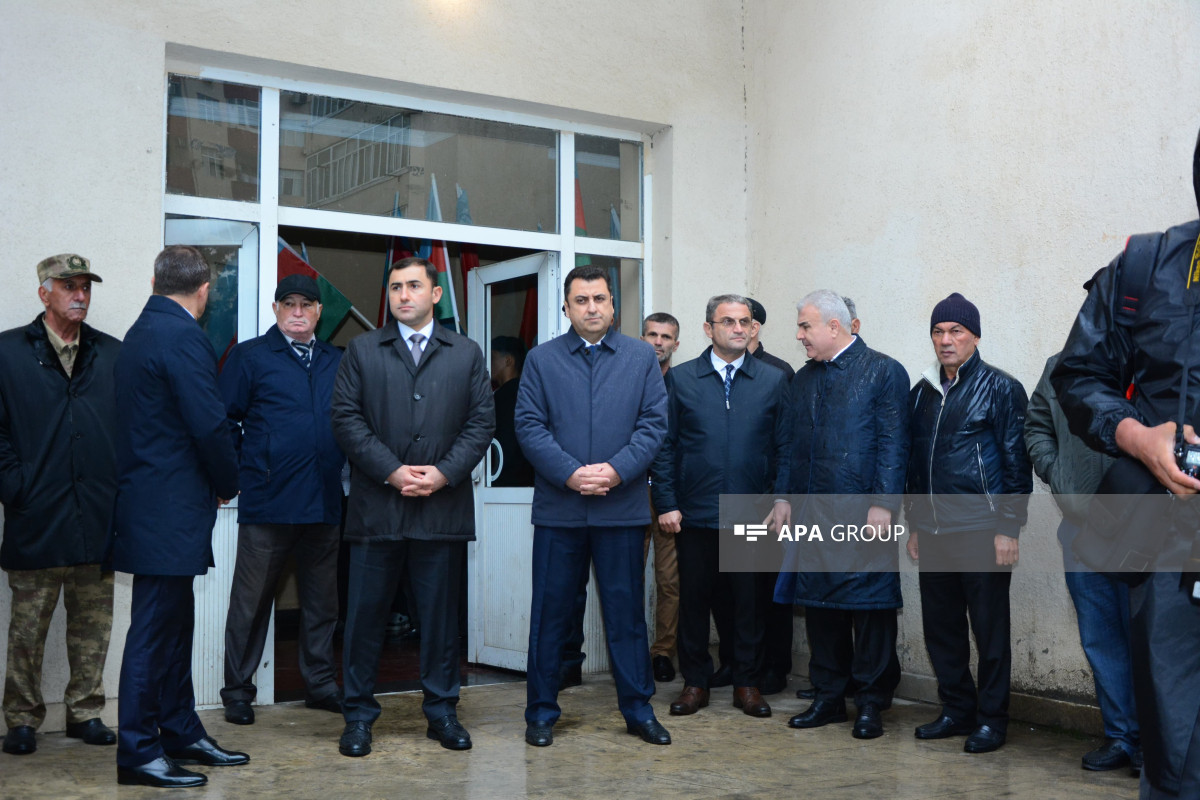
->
<box><xmin>218</xmin><ymin>274</ymin><xmax>345</xmax><ymax>726</ymax></box>
<box><xmin>111</xmin><ymin>245</ymin><xmax>246</xmax><ymax>788</ymax></box>
<box><xmin>516</xmin><ymin>265</ymin><xmax>669</xmax><ymax>747</ymax></box>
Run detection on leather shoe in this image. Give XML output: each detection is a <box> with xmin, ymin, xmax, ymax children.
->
<box><xmin>2</xmin><ymin>726</ymin><xmax>36</xmax><ymax>755</ymax></box>
<box><xmin>626</xmin><ymin>718</ymin><xmax>672</xmax><ymax>745</ymax></box>
<box><xmin>760</xmin><ymin>670</ymin><xmax>787</xmax><ymax>696</ymax></box>
<box><xmin>1082</xmin><ymin>739</ymin><xmax>1132</xmax><ymax>771</ymax></box>
<box><xmin>652</xmin><ymin>655</ymin><xmax>676</xmax><ymax>682</ymax></box>
<box><xmin>914</xmin><ymin>714</ymin><xmax>974</xmax><ymax>740</ymax></box>
<box><xmin>525</xmin><ymin>721</ymin><xmax>554</xmax><ymax>747</ymax></box>
<box><xmin>669</xmin><ymin>686</ymin><xmax>709</xmax><ymax>715</ymax></box>
<box><xmin>339</xmin><ymin>721</ymin><xmax>372</xmax><ymax>757</ymax></box>
<box><xmin>852</xmin><ymin>702</ymin><xmax>884</xmax><ymax>739</ymax></box>
<box><xmin>224</xmin><ymin>699</ymin><xmax>254</xmax><ymax>725</ymax></box>
<box><xmin>733</xmin><ymin>687</ymin><xmax>771</xmax><ymax>718</ymax></box>
<box><xmin>65</xmin><ymin>717</ymin><xmax>116</xmax><ymax>746</ymax></box>
<box><xmin>795</xmin><ymin>686</ymin><xmax>816</xmax><ymax>700</ymax></box>
<box><xmin>166</xmin><ymin>735</ymin><xmax>249</xmax><ymax>766</ymax></box>
<box><xmin>304</xmin><ymin>692</ymin><xmax>343</xmax><ymax>714</ymax></box>
<box><xmin>117</xmin><ymin>756</ymin><xmax>207</xmax><ymax>787</ymax></box>
<box><xmin>559</xmin><ymin>664</ymin><xmax>582</xmax><ymax>691</ymax></box>
<box><xmin>963</xmin><ymin>724</ymin><xmax>1006</xmax><ymax>753</ymax></box>
<box><xmin>708</xmin><ymin>663</ymin><xmax>733</xmax><ymax>688</ymax></box>
<box><xmin>426</xmin><ymin>715</ymin><xmax>472</xmax><ymax>750</ymax></box>
<box><xmin>787</xmin><ymin>700</ymin><xmax>847</xmax><ymax>729</ymax></box>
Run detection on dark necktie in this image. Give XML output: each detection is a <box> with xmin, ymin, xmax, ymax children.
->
<box><xmin>724</xmin><ymin>363</ymin><xmax>734</xmax><ymax>409</ymax></box>
<box><xmin>291</xmin><ymin>340</ymin><xmax>312</xmax><ymax>369</ymax></box>
<box><xmin>410</xmin><ymin>333</ymin><xmax>425</xmax><ymax>366</ymax></box>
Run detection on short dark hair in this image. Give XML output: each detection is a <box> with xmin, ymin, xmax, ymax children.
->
<box><xmin>563</xmin><ymin>264</ymin><xmax>612</xmax><ymax>298</ymax></box>
<box><xmin>705</xmin><ymin>294</ymin><xmax>752</xmax><ymax>324</ymax></box>
<box><xmin>491</xmin><ymin>335</ymin><xmax>527</xmax><ymax>372</ymax></box>
<box><xmin>153</xmin><ymin>245</ymin><xmax>211</xmax><ymax>296</ymax></box>
<box><xmin>390</xmin><ymin>256</ymin><xmax>438</xmax><ymax>288</ymax></box>
<box><xmin>642</xmin><ymin>312</ymin><xmax>679</xmax><ymax>336</ymax></box>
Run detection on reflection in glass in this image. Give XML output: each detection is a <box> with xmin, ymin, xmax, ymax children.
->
<box><xmin>575</xmin><ymin>134</ymin><xmax>642</xmax><ymax>242</ymax></box>
<box><xmin>279</xmin><ymin>94</ymin><xmax>558</xmax><ymax>233</ymax></box>
<box><xmin>166</xmin><ymin>75</ymin><xmax>260</xmax><ymax>201</ymax></box>
<box><xmin>195</xmin><ymin>244</ymin><xmax>239</xmax><ymax>365</ymax></box>
<box><xmin>489</xmin><ymin>275</ymin><xmax>538</xmax><ymax>488</ymax></box>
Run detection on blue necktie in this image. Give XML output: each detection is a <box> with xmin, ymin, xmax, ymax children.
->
<box><xmin>724</xmin><ymin>364</ymin><xmax>734</xmax><ymax>409</ymax></box>
<box><xmin>291</xmin><ymin>340</ymin><xmax>312</xmax><ymax>369</ymax></box>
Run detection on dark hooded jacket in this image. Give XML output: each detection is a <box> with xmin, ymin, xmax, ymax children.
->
<box><xmin>0</xmin><ymin>316</ymin><xmax>120</xmax><ymax>570</ymax></box>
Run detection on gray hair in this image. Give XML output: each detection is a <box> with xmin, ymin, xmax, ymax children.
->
<box><xmin>705</xmin><ymin>293</ymin><xmax>753</xmax><ymax>323</ymax></box>
<box><xmin>797</xmin><ymin>289</ymin><xmax>852</xmax><ymax>328</ymax></box>
<box><xmin>40</xmin><ymin>278</ymin><xmax>54</xmax><ymax>292</ymax></box>
<box><xmin>842</xmin><ymin>296</ymin><xmax>858</xmax><ymax>320</ymax></box>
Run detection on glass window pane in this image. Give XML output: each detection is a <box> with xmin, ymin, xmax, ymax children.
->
<box><xmin>280</xmin><ymin>94</ymin><xmax>558</xmax><ymax>233</ymax></box>
<box><xmin>575</xmin><ymin>255</ymin><xmax>642</xmax><ymax>336</ymax></box>
<box><xmin>166</xmin><ymin>75</ymin><xmax>260</xmax><ymax>201</ymax></box>
<box><xmin>574</xmin><ymin>135</ymin><xmax>642</xmax><ymax>242</ymax></box>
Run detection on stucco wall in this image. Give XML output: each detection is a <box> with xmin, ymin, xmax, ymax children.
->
<box><xmin>743</xmin><ymin>0</ymin><xmax>1200</xmax><ymax>714</ymax></box>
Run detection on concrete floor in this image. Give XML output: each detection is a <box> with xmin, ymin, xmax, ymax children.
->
<box><xmin>4</xmin><ymin>677</ymin><xmax>1140</xmax><ymax>800</ymax></box>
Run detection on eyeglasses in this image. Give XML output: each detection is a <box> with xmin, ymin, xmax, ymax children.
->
<box><xmin>710</xmin><ymin>317</ymin><xmax>752</xmax><ymax>330</ymax></box>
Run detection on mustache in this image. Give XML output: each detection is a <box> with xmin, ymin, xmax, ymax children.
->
<box><xmin>68</xmin><ymin>303</ymin><xmax>88</xmax><ymax>310</ymax></box>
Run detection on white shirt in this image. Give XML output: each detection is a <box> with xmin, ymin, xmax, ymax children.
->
<box><xmin>829</xmin><ymin>335</ymin><xmax>858</xmax><ymax>363</ymax></box>
<box><xmin>710</xmin><ymin>349</ymin><xmax>746</xmax><ymax>377</ymax></box>
<box><xmin>398</xmin><ymin>319</ymin><xmax>435</xmax><ymax>355</ymax></box>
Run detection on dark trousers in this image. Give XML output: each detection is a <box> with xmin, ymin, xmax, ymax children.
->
<box><xmin>918</xmin><ymin>530</ymin><xmax>1011</xmax><ymax>732</ymax></box>
<box><xmin>526</xmin><ymin>525</ymin><xmax>654</xmax><ymax>726</ymax></box>
<box><xmin>676</xmin><ymin>527</ymin><xmax>769</xmax><ymax>689</ymax></box>
<box><xmin>561</xmin><ymin>583</ymin><xmax>588</xmax><ymax>674</ymax></box>
<box><xmin>117</xmin><ymin>575</ymin><xmax>205</xmax><ymax>768</ymax></box>
<box><xmin>221</xmin><ymin>523</ymin><xmax>340</xmax><ymax>705</ymax></box>
<box><xmin>342</xmin><ymin>539</ymin><xmax>464</xmax><ymax>724</ymax></box>
<box><xmin>805</xmin><ymin>606</ymin><xmax>897</xmax><ymax>706</ymax></box>
<box><xmin>764</xmin><ymin>601</ymin><xmax>794</xmax><ymax>677</ymax></box>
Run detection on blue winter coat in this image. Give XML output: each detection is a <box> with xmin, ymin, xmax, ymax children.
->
<box><xmin>219</xmin><ymin>325</ymin><xmax>344</xmax><ymax>526</ymax></box>
<box><xmin>775</xmin><ymin>338</ymin><xmax>910</xmax><ymax>610</ymax></box>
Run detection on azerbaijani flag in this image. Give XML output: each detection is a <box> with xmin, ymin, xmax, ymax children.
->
<box><xmin>574</xmin><ymin>167</ymin><xmax>591</xmax><ymax>267</ymax></box>
<box><xmin>456</xmin><ymin>183</ymin><xmax>479</xmax><ymax>313</ymax></box>
<box><xmin>277</xmin><ymin>237</ymin><xmax>354</xmax><ymax>341</ymax></box>
<box><xmin>418</xmin><ymin>173</ymin><xmax>461</xmax><ymax>330</ymax></box>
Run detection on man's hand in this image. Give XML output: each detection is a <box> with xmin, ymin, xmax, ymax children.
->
<box><xmin>906</xmin><ymin>529</ymin><xmax>919</xmax><ymax>562</ymax></box>
<box><xmin>567</xmin><ymin>463</ymin><xmax>622</xmax><ymax>495</ymax></box>
<box><xmin>995</xmin><ymin>534</ymin><xmax>1019</xmax><ymax>566</ymax></box>
<box><xmin>387</xmin><ymin>465</ymin><xmax>425</xmax><ymax>494</ymax></box>
<box><xmin>401</xmin><ymin>465</ymin><xmax>449</xmax><ymax>497</ymax></box>
<box><xmin>764</xmin><ymin>500</ymin><xmax>791</xmax><ymax>534</ymax></box>
<box><xmin>659</xmin><ymin>510</ymin><xmax>682</xmax><ymax>534</ymax></box>
<box><xmin>866</xmin><ymin>505</ymin><xmax>891</xmax><ymax>532</ymax></box>
<box><xmin>1116</xmin><ymin>418</ymin><xmax>1200</xmax><ymax>495</ymax></box>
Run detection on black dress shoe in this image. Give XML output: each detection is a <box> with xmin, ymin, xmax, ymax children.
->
<box><xmin>787</xmin><ymin>700</ymin><xmax>848</xmax><ymax>729</ymax></box>
<box><xmin>65</xmin><ymin>717</ymin><xmax>116</xmax><ymax>745</ymax></box>
<box><xmin>525</xmin><ymin>721</ymin><xmax>554</xmax><ymax>747</ymax></box>
<box><xmin>963</xmin><ymin>724</ymin><xmax>1006</xmax><ymax>753</ymax></box>
<box><xmin>224</xmin><ymin>699</ymin><xmax>254</xmax><ymax>725</ymax></box>
<box><xmin>1082</xmin><ymin>739</ymin><xmax>1133</xmax><ymax>771</ymax></box>
<box><xmin>305</xmin><ymin>692</ymin><xmax>343</xmax><ymax>714</ymax></box>
<box><xmin>426</xmin><ymin>715</ymin><xmax>472</xmax><ymax>750</ymax></box>
<box><xmin>795</xmin><ymin>686</ymin><xmax>816</xmax><ymax>700</ymax></box>
<box><xmin>852</xmin><ymin>702</ymin><xmax>884</xmax><ymax>739</ymax></box>
<box><xmin>626</xmin><ymin>718</ymin><xmax>672</xmax><ymax>745</ymax></box>
<box><xmin>339</xmin><ymin>721</ymin><xmax>372</xmax><ymax>757</ymax></box>
<box><xmin>652</xmin><ymin>655</ymin><xmax>676</xmax><ymax>682</ymax></box>
<box><xmin>559</xmin><ymin>664</ymin><xmax>583</xmax><ymax>691</ymax></box>
<box><xmin>760</xmin><ymin>670</ymin><xmax>787</xmax><ymax>696</ymax></box>
<box><xmin>166</xmin><ymin>735</ymin><xmax>249</xmax><ymax>766</ymax></box>
<box><xmin>914</xmin><ymin>714</ymin><xmax>974</xmax><ymax>740</ymax></box>
<box><xmin>708</xmin><ymin>663</ymin><xmax>733</xmax><ymax>688</ymax></box>
<box><xmin>2</xmin><ymin>726</ymin><xmax>36</xmax><ymax>755</ymax></box>
<box><xmin>118</xmin><ymin>756</ymin><xmax>207</xmax><ymax>788</ymax></box>
<box><xmin>1131</xmin><ymin>749</ymin><xmax>1143</xmax><ymax>777</ymax></box>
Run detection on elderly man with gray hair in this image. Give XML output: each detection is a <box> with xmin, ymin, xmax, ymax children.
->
<box><xmin>771</xmin><ymin>289</ymin><xmax>910</xmax><ymax>739</ymax></box>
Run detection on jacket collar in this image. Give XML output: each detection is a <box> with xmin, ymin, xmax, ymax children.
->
<box><xmin>819</xmin><ymin>335</ymin><xmax>864</xmax><ymax>371</ymax></box>
<box><xmin>920</xmin><ymin>349</ymin><xmax>982</xmax><ymax>397</ymax></box>
<box><xmin>145</xmin><ymin>293</ymin><xmax>200</xmax><ymax>324</ymax></box>
<box><xmin>24</xmin><ymin>313</ymin><xmax>99</xmax><ymax>378</ymax></box>
<box><xmin>566</xmin><ymin>327</ymin><xmax>618</xmax><ymax>354</ymax></box>
<box><xmin>379</xmin><ymin>318</ymin><xmax>453</xmax><ymax>374</ymax></box>
<box><xmin>692</xmin><ymin>345</ymin><xmax>761</xmax><ymax>379</ymax></box>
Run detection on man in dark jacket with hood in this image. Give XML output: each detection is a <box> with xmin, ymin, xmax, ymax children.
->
<box><xmin>906</xmin><ymin>293</ymin><xmax>1031</xmax><ymax>755</ymax></box>
<box><xmin>773</xmin><ymin>290</ymin><xmax>909</xmax><ymax>739</ymax></box>
<box><xmin>0</xmin><ymin>254</ymin><xmax>119</xmax><ymax>756</ymax></box>
<box><xmin>1051</xmin><ymin>127</ymin><xmax>1200</xmax><ymax>799</ymax></box>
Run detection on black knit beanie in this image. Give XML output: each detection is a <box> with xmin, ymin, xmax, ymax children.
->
<box><xmin>930</xmin><ymin>293</ymin><xmax>981</xmax><ymax>337</ymax></box>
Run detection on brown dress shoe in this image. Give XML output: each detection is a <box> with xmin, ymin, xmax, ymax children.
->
<box><xmin>733</xmin><ymin>687</ymin><xmax>772</xmax><ymax>718</ymax></box>
<box><xmin>669</xmin><ymin>686</ymin><xmax>710</xmax><ymax>716</ymax></box>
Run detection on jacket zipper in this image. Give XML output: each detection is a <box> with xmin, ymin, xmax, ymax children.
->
<box><xmin>927</xmin><ymin>387</ymin><xmax>946</xmax><ymax>533</ymax></box>
<box><xmin>976</xmin><ymin>442</ymin><xmax>995</xmax><ymax>511</ymax></box>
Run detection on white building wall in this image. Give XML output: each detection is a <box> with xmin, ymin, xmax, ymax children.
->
<box><xmin>744</xmin><ymin>0</ymin><xmax>1200</xmax><ymax>715</ymax></box>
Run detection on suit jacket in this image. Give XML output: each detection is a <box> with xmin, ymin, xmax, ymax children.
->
<box><xmin>219</xmin><ymin>325</ymin><xmax>344</xmax><ymax>525</ymax></box>
<box><xmin>110</xmin><ymin>295</ymin><xmax>239</xmax><ymax>576</ymax></box>
<box><xmin>331</xmin><ymin>321</ymin><xmax>494</xmax><ymax>542</ymax></box>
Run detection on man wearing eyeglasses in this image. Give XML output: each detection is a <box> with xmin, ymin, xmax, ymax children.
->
<box><xmin>651</xmin><ymin>294</ymin><xmax>790</xmax><ymax>720</ymax></box>
<box><xmin>904</xmin><ymin>293</ymin><xmax>1032</xmax><ymax>755</ymax></box>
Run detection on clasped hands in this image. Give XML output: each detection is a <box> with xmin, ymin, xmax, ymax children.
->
<box><xmin>566</xmin><ymin>463</ymin><xmax>622</xmax><ymax>496</ymax></box>
<box><xmin>387</xmin><ymin>464</ymin><xmax>449</xmax><ymax>496</ymax></box>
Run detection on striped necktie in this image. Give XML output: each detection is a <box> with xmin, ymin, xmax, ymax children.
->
<box><xmin>291</xmin><ymin>340</ymin><xmax>312</xmax><ymax>369</ymax></box>
<box><xmin>724</xmin><ymin>363</ymin><xmax>734</xmax><ymax>409</ymax></box>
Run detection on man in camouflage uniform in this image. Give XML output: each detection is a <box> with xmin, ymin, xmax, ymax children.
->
<box><xmin>0</xmin><ymin>254</ymin><xmax>120</xmax><ymax>755</ymax></box>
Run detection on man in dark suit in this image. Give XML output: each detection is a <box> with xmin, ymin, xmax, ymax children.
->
<box><xmin>218</xmin><ymin>274</ymin><xmax>345</xmax><ymax>726</ymax></box>
<box><xmin>516</xmin><ymin>264</ymin><xmax>669</xmax><ymax>748</ymax></box>
<box><xmin>330</xmin><ymin>256</ymin><xmax>494</xmax><ymax>757</ymax></box>
<box><xmin>111</xmin><ymin>245</ymin><xmax>247</xmax><ymax>788</ymax></box>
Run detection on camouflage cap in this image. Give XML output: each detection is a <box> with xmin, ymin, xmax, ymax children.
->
<box><xmin>37</xmin><ymin>253</ymin><xmax>103</xmax><ymax>284</ymax></box>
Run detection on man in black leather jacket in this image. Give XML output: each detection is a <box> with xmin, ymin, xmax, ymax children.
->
<box><xmin>905</xmin><ymin>293</ymin><xmax>1032</xmax><ymax>755</ymax></box>
<box><xmin>1050</xmin><ymin>128</ymin><xmax>1200</xmax><ymax>800</ymax></box>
